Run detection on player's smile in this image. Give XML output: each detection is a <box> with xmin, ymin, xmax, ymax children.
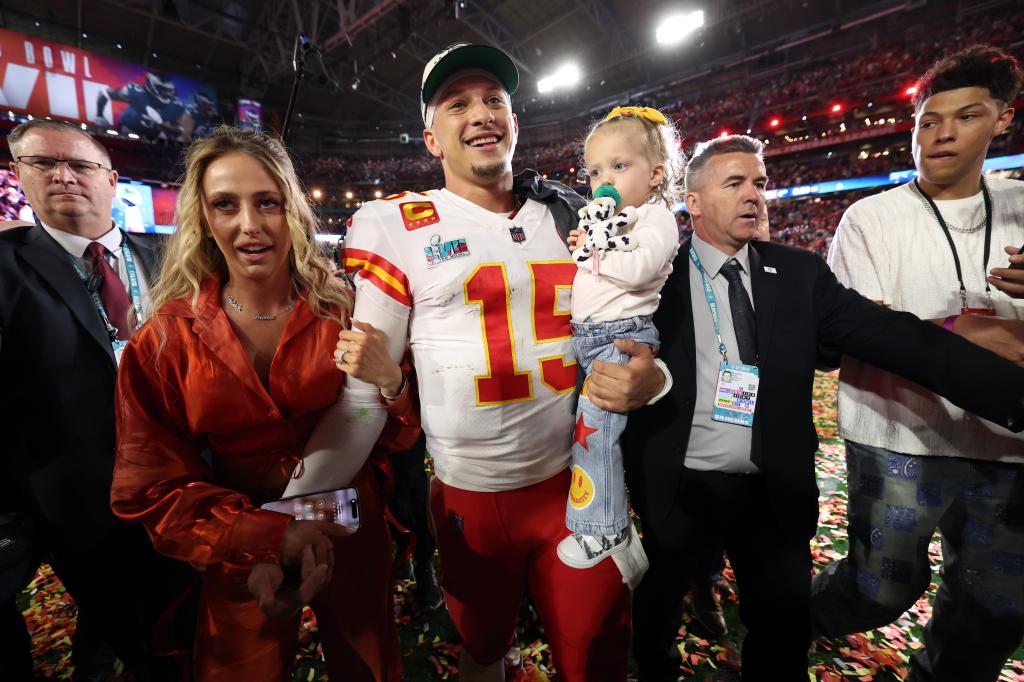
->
<box><xmin>464</xmin><ymin>131</ymin><xmax>504</xmax><ymax>152</ymax></box>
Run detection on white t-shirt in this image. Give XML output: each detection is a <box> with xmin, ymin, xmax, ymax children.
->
<box><xmin>827</xmin><ymin>177</ymin><xmax>1024</xmax><ymax>462</ymax></box>
<box><xmin>571</xmin><ymin>203</ymin><xmax>679</xmax><ymax>323</ymax></box>
<box><xmin>342</xmin><ymin>188</ymin><xmax>578</xmax><ymax>491</ymax></box>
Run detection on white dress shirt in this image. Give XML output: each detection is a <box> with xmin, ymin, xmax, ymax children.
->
<box><xmin>41</xmin><ymin>222</ymin><xmax>154</xmax><ymax>323</ymax></box>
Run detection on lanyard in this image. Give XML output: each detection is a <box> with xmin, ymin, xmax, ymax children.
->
<box><xmin>912</xmin><ymin>178</ymin><xmax>993</xmax><ymax>311</ymax></box>
<box><xmin>120</xmin><ymin>244</ymin><xmax>145</xmax><ymax>331</ymax></box>
<box><xmin>688</xmin><ymin>245</ymin><xmax>729</xmax><ymax>363</ymax></box>
<box><xmin>67</xmin><ymin>243</ymin><xmax>144</xmax><ymax>340</ymax></box>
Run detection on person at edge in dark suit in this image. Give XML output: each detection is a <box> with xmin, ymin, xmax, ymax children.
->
<box><xmin>598</xmin><ymin>133</ymin><xmax>1024</xmax><ymax>681</ymax></box>
<box><xmin>0</xmin><ymin>119</ymin><xmax>194</xmax><ymax>681</ymax></box>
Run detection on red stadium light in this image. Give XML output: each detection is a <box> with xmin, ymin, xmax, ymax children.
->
<box><xmin>769</xmin><ymin>118</ymin><xmax>780</xmax><ymax>128</ymax></box>
<box><xmin>718</xmin><ymin>129</ymin><xmax>729</xmax><ymax>138</ymax></box>
<box><xmin>831</xmin><ymin>103</ymin><xmax>842</xmax><ymax>113</ymax></box>
<box><xmin>905</xmin><ymin>85</ymin><xmax>918</xmax><ymax>96</ymax></box>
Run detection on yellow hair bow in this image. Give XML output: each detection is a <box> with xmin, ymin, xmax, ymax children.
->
<box><xmin>603</xmin><ymin>106</ymin><xmax>668</xmax><ymax>125</ymax></box>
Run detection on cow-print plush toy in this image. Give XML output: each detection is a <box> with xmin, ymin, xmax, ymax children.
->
<box><xmin>571</xmin><ymin>196</ymin><xmax>639</xmax><ymax>263</ymax></box>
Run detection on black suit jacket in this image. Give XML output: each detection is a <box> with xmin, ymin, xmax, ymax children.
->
<box><xmin>623</xmin><ymin>238</ymin><xmax>1024</xmax><ymax>541</ymax></box>
<box><xmin>0</xmin><ymin>224</ymin><xmax>160</xmax><ymax>549</ymax></box>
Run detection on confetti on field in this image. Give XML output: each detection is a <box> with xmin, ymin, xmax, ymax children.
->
<box><xmin>17</xmin><ymin>373</ymin><xmax>1024</xmax><ymax>680</ymax></box>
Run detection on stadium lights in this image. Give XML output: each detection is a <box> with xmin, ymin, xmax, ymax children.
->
<box><xmin>769</xmin><ymin>118</ymin><xmax>780</xmax><ymax>127</ymax></box>
<box><xmin>374</xmin><ymin>190</ymin><xmax>383</xmax><ymax>198</ymax></box>
<box><xmin>537</xmin><ymin>64</ymin><xmax>580</xmax><ymax>93</ymax></box>
<box><xmin>655</xmin><ymin>10</ymin><xmax>705</xmax><ymax>45</ymax></box>
<box><xmin>831</xmin><ymin>103</ymin><xmax>843</xmax><ymax>113</ymax></box>
<box><xmin>718</xmin><ymin>129</ymin><xmax>729</xmax><ymax>138</ymax></box>
<box><xmin>345</xmin><ymin>191</ymin><xmax>354</xmax><ymax>199</ymax></box>
<box><xmin>905</xmin><ymin>85</ymin><xmax>918</xmax><ymax>96</ymax></box>
<box><xmin>127</xmin><ymin>133</ymin><xmax>140</xmax><ymax>139</ymax></box>
<box><xmin>312</xmin><ymin>189</ymin><xmax>323</xmax><ymax>199</ymax></box>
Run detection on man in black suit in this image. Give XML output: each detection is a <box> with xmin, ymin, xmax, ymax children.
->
<box><xmin>614</xmin><ymin>135</ymin><xmax>1024</xmax><ymax>681</ymax></box>
<box><xmin>0</xmin><ymin>120</ymin><xmax>192</xmax><ymax>681</ymax></box>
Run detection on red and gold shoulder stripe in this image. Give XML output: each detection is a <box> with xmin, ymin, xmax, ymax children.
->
<box><xmin>343</xmin><ymin>248</ymin><xmax>412</xmax><ymax>307</ymax></box>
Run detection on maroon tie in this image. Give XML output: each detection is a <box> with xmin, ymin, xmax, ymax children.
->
<box><xmin>85</xmin><ymin>242</ymin><xmax>132</xmax><ymax>340</ymax></box>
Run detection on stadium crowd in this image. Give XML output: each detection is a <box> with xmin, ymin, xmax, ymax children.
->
<box><xmin>3</xmin><ymin>3</ymin><xmax>1024</xmax><ymax>678</ymax></box>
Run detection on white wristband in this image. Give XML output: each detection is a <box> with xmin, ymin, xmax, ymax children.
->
<box><xmin>646</xmin><ymin>358</ymin><xmax>673</xmax><ymax>406</ymax></box>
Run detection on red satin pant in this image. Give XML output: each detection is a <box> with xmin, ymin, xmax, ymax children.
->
<box><xmin>192</xmin><ymin>469</ymin><xmax>400</xmax><ymax>682</ymax></box>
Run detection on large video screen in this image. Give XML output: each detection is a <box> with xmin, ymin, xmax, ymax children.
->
<box><xmin>237</xmin><ymin>99</ymin><xmax>262</xmax><ymax>132</ymax></box>
<box><xmin>115</xmin><ymin>181</ymin><xmax>177</xmax><ymax>234</ymax></box>
<box><xmin>0</xmin><ymin>28</ymin><xmax>220</xmax><ymax>142</ymax></box>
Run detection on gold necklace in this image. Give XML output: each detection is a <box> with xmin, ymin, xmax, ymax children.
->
<box><xmin>224</xmin><ymin>294</ymin><xmax>295</xmax><ymax>321</ymax></box>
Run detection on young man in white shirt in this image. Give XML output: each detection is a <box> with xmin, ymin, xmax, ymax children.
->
<box><xmin>812</xmin><ymin>45</ymin><xmax>1024</xmax><ymax>681</ymax></box>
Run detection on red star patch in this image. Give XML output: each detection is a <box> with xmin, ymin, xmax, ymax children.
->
<box><xmin>572</xmin><ymin>413</ymin><xmax>599</xmax><ymax>451</ymax></box>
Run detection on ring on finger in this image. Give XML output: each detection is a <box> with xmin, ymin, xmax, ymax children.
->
<box><xmin>334</xmin><ymin>349</ymin><xmax>348</xmax><ymax>364</ymax></box>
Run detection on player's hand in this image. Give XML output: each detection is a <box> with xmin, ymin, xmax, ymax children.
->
<box><xmin>588</xmin><ymin>340</ymin><xmax>664</xmax><ymax>413</ymax></box>
<box><xmin>247</xmin><ymin>547</ymin><xmax>331</xmax><ymax>618</ymax></box>
<box><xmin>987</xmin><ymin>245</ymin><xmax>1024</xmax><ymax>299</ymax></box>
<box><xmin>952</xmin><ymin>315</ymin><xmax>1024</xmax><ymax>366</ymax></box>
<box><xmin>334</xmin><ymin>321</ymin><xmax>404</xmax><ymax>394</ymax></box>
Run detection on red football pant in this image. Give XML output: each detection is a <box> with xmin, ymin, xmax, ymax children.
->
<box><xmin>429</xmin><ymin>468</ymin><xmax>630</xmax><ymax>681</ymax></box>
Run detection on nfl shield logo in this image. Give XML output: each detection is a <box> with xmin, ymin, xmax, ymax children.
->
<box><xmin>509</xmin><ymin>226</ymin><xmax>526</xmax><ymax>243</ymax></box>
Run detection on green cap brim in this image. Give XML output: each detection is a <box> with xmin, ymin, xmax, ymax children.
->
<box><xmin>421</xmin><ymin>44</ymin><xmax>519</xmax><ymax>106</ymax></box>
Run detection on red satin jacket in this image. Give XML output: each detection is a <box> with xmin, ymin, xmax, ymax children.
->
<box><xmin>111</xmin><ymin>273</ymin><xmax>417</xmax><ymax>569</ymax></box>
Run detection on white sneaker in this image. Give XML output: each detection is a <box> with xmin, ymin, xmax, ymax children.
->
<box><xmin>557</xmin><ymin>528</ymin><xmax>630</xmax><ymax>568</ymax></box>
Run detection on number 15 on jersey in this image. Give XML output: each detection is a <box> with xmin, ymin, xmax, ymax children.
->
<box><xmin>464</xmin><ymin>261</ymin><xmax>578</xmax><ymax>405</ymax></box>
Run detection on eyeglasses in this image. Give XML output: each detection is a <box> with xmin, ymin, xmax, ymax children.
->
<box><xmin>15</xmin><ymin>156</ymin><xmax>111</xmax><ymax>177</ymax></box>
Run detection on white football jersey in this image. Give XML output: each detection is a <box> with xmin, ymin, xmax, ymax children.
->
<box><xmin>344</xmin><ymin>188</ymin><xmax>578</xmax><ymax>491</ymax></box>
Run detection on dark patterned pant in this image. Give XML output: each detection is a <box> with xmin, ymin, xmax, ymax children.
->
<box><xmin>810</xmin><ymin>441</ymin><xmax>1024</xmax><ymax>682</ymax></box>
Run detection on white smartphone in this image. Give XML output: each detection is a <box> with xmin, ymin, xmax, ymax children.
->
<box><xmin>261</xmin><ymin>487</ymin><xmax>360</xmax><ymax>530</ymax></box>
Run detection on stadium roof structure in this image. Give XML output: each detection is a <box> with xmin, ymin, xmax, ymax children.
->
<box><xmin>5</xmin><ymin>0</ymin><xmax>1017</xmax><ymax>153</ymax></box>
<box><xmin>4</xmin><ymin>1</ymin><xmax>918</xmax><ymax>123</ymax></box>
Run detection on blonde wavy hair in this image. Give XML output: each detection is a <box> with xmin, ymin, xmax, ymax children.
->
<box><xmin>150</xmin><ymin>126</ymin><xmax>351</xmax><ymax>324</ymax></box>
<box><xmin>582</xmin><ymin>111</ymin><xmax>685</xmax><ymax>208</ymax></box>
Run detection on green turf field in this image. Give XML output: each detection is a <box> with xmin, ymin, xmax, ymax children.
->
<box><xmin>17</xmin><ymin>372</ymin><xmax>1024</xmax><ymax>680</ymax></box>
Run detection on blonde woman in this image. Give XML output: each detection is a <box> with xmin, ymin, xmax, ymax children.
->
<box><xmin>111</xmin><ymin>126</ymin><xmax>415</xmax><ymax>682</ymax></box>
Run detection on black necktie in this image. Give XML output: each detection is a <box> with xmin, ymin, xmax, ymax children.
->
<box><xmin>720</xmin><ymin>259</ymin><xmax>757</xmax><ymax>365</ymax></box>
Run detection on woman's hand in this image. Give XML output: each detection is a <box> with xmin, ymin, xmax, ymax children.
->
<box><xmin>247</xmin><ymin>545</ymin><xmax>331</xmax><ymax>618</ymax></box>
<box><xmin>567</xmin><ymin>229</ymin><xmax>583</xmax><ymax>250</ymax></box>
<box><xmin>334</xmin><ymin>320</ymin><xmax>404</xmax><ymax>394</ymax></box>
<box><xmin>279</xmin><ymin>519</ymin><xmax>351</xmax><ymax>568</ymax></box>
